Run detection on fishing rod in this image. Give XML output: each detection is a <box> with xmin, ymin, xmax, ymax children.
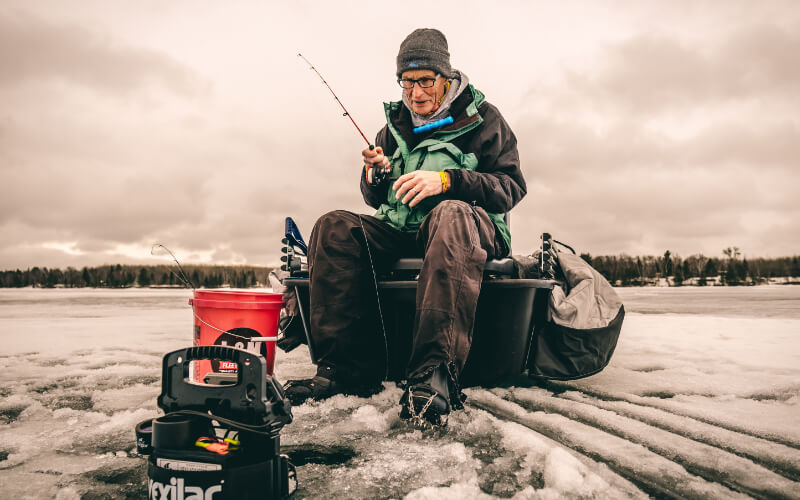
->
<box><xmin>297</xmin><ymin>53</ymin><xmax>390</xmax><ymax>185</ymax></box>
<box><xmin>297</xmin><ymin>53</ymin><xmax>391</xmax><ymax>377</ymax></box>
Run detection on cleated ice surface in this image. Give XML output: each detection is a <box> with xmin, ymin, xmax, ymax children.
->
<box><xmin>0</xmin><ymin>286</ymin><xmax>799</xmax><ymax>498</ymax></box>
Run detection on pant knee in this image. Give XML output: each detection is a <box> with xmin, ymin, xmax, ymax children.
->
<box><xmin>428</xmin><ymin>200</ymin><xmax>472</xmax><ymax>222</ymax></box>
<box><xmin>422</xmin><ymin>201</ymin><xmax>476</xmax><ymax>247</ymax></box>
<box><xmin>309</xmin><ymin>211</ymin><xmax>363</xmax><ymax>265</ymax></box>
<box><xmin>312</xmin><ymin>210</ymin><xmax>359</xmax><ymax>244</ymax></box>
<box><xmin>314</xmin><ymin>210</ymin><xmax>353</xmax><ymax>233</ymax></box>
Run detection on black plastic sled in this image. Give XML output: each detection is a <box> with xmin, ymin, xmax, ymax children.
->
<box><xmin>279</xmin><ymin>218</ymin><xmax>623</xmax><ymax>386</ymax></box>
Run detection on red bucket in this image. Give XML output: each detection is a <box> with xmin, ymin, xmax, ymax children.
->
<box><xmin>189</xmin><ymin>289</ymin><xmax>283</xmax><ymax>383</ymax></box>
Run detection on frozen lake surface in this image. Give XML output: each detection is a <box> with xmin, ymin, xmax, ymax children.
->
<box><xmin>1</xmin><ymin>286</ymin><xmax>799</xmax><ymax>498</ymax></box>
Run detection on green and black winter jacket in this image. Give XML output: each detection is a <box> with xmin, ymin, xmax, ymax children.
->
<box><xmin>360</xmin><ymin>85</ymin><xmax>526</xmax><ymax>252</ymax></box>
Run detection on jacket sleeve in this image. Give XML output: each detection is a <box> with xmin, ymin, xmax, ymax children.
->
<box><xmin>447</xmin><ymin>103</ymin><xmax>527</xmax><ymax>214</ymax></box>
<box><xmin>360</xmin><ymin>125</ymin><xmax>395</xmax><ymax>209</ymax></box>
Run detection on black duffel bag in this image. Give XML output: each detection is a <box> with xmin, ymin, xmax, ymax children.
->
<box><xmin>527</xmin><ymin>252</ymin><xmax>624</xmax><ymax>380</ymax></box>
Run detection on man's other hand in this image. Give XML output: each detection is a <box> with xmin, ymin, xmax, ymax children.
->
<box><xmin>393</xmin><ymin>171</ymin><xmax>445</xmax><ymax>207</ymax></box>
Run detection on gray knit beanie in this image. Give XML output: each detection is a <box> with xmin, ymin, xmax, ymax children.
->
<box><xmin>396</xmin><ymin>28</ymin><xmax>453</xmax><ymax>78</ymax></box>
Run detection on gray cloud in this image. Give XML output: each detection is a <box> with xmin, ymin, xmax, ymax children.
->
<box><xmin>510</xmin><ymin>112</ymin><xmax>800</xmax><ymax>255</ymax></box>
<box><xmin>546</xmin><ymin>22</ymin><xmax>800</xmax><ymax>116</ymax></box>
<box><xmin>0</xmin><ymin>10</ymin><xmax>202</xmax><ymax>96</ymax></box>
<box><xmin>516</xmin><ymin>115</ymin><xmax>799</xmax><ymax>182</ymax></box>
<box><xmin>511</xmin><ymin>20</ymin><xmax>800</xmax><ymax>257</ymax></box>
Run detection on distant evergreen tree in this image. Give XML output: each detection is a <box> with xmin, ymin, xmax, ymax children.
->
<box><xmin>663</xmin><ymin>250</ymin><xmax>673</xmax><ymax>278</ymax></box>
<box><xmin>63</xmin><ymin>267</ymin><xmax>77</xmax><ymax>287</ymax></box>
<box><xmin>673</xmin><ymin>266</ymin><xmax>684</xmax><ymax>286</ymax></box>
<box><xmin>749</xmin><ymin>260</ymin><xmax>766</xmax><ymax>284</ymax></box>
<box><xmin>703</xmin><ymin>259</ymin><xmax>717</xmax><ymax>278</ymax></box>
<box><xmin>138</xmin><ymin>268</ymin><xmax>151</xmax><ymax>287</ymax></box>
<box><xmin>45</xmin><ymin>268</ymin><xmax>61</xmax><ymax>287</ymax></box>
<box><xmin>105</xmin><ymin>267</ymin><xmax>116</xmax><ymax>287</ymax></box>
<box><xmin>726</xmin><ymin>265</ymin><xmax>741</xmax><ymax>285</ymax></box>
<box><xmin>81</xmin><ymin>267</ymin><xmax>91</xmax><ymax>287</ymax></box>
<box><xmin>29</xmin><ymin>267</ymin><xmax>42</xmax><ymax>287</ymax></box>
<box><xmin>621</xmin><ymin>265</ymin><xmax>638</xmax><ymax>286</ymax></box>
<box><xmin>13</xmin><ymin>270</ymin><xmax>24</xmax><ymax>287</ymax></box>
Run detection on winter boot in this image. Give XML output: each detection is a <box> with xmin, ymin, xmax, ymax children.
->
<box><xmin>399</xmin><ymin>364</ymin><xmax>463</xmax><ymax>427</ymax></box>
<box><xmin>283</xmin><ymin>365</ymin><xmax>383</xmax><ymax>406</ymax></box>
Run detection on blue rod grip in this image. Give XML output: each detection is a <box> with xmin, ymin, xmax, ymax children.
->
<box><xmin>413</xmin><ymin>116</ymin><xmax>454</xmax><ymax>134</ymax></box>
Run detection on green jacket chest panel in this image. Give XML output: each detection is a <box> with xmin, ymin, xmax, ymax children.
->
<box><xmin>377</xmin><ymin>138</ymin><xmax>479</xmax><ymax>233</ymax></box>
<box><xmin>373</xmin><ymin>86</ymin><xmax>511</xmax><ymax>250</ymax></box>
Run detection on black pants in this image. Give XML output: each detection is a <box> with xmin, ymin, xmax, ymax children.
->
<box><xmin>307</xmin><ymin>200</ymin><xmax>505</xmax><ymax>384</ymax></box>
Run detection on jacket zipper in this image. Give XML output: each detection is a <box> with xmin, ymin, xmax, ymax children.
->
<box><xmin>415</xmin><ymin>149</ymin><xmax>428</xmax><ymax>172</ymax></box>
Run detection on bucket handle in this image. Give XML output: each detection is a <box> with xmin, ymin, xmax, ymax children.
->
<box><xmin>191</xmin><ymin>306</ymin><xmax>278</xmax><ymax>342</ymax></box>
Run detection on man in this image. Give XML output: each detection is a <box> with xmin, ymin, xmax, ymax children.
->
<box><xmin>285</xmin><ymin>28</ymin><xmax>525</xmax><ymax>425</ymax></box>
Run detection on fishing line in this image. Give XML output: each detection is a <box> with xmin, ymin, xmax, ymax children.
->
<box><xmin>356</xmin><ymin>214</ymin><xmax>390</xmax><ymax>381</ymax></box>
<box><xmin>191</xmin><ymin>310</ymin><xmax>277</xmax><ymax>343</ymax></box>
<box><xmin>298</xmin><ymin>55</ymin><xmax>391</xmax><ymax>374</ymax></box>
<box><xmin>151</xmin><ymin>243</ymin><xmax>196</xmax><ymax>289</ymax></box>
<box><xmin>151</xmin><ymin>243</ymin><xmax>271</xmax><ymax>344</ymax></box>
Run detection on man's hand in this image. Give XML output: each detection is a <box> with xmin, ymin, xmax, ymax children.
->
<box><xmin>362</xmin><ymin>146</ymin><xmax>390</xmax><ymax>185</ymax></box>
<box><xmin>393</xmin><ymin>171</ymin><xmax>445</xmax><ymax>207</ymax></box>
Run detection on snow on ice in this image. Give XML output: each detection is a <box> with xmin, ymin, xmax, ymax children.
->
<box><xmin>0</xmin><ymin>287</ymin><xmax>798</xmax><ymax>498</ymax></box>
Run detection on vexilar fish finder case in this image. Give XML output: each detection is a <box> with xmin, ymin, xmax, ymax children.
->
<box><xmin>136</xmin><ymin>345</ymin><xmax>296</xmax><ymax>499</ymax></box>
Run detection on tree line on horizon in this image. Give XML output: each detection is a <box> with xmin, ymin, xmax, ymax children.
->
<box><xmin>0</xmin><ymin>249</ymin><xmax>798</xmax><ymax>288</ymax></box>
<box><xmin>582</xmin><ymin>248</ymin><xmax>800</xmax><ymax>286</ymax></box>
<box><xmin>0</xmin><ymin>264</ymin><xmax>271</xmax><ymax>289</ymax></box>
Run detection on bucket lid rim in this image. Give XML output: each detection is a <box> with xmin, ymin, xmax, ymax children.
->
<box><xmin>189</xmin><ymin>298</ymin><xmax>284</xmax><ymax>310</ymax></box>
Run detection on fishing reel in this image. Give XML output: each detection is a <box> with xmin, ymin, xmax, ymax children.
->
<box><xmin>369</xmin><ymin>164</ymin><xmax>392</xmax><ymax>187</ymax></box>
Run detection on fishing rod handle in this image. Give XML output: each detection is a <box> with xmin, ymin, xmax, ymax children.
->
<box><xmin>366</xmin><ymin>145</ymin><xmax>392</xmax><ymax>186</ymax></box>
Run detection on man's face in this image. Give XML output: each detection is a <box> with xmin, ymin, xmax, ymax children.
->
<box><xmin>400</xmin><ymin>69</ymin><xmax>447</xmax><ymax>115</ymax></box>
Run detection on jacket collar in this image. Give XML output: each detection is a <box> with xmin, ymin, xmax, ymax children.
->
<box><xmin>385</xmin><ymin>85</ymin><xmax>485</xmax><ymax>149</ymax></box>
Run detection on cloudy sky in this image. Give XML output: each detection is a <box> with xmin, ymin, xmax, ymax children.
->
<box><xmin>1</xmin><ymin>0</ymin><xmax>798</xmax><ymax>269</ymax></box>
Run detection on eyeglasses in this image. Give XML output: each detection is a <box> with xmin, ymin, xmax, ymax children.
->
<box><xmin>397</xmin><ymin>76</ymin><xmax>439</xmax><ymax>89</ymax></box>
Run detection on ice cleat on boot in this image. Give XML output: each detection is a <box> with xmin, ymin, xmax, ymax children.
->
<box><xmin>400</xmin><ymin>364</ymin><xmax>460</xmax><ymax>427</ymax></box>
